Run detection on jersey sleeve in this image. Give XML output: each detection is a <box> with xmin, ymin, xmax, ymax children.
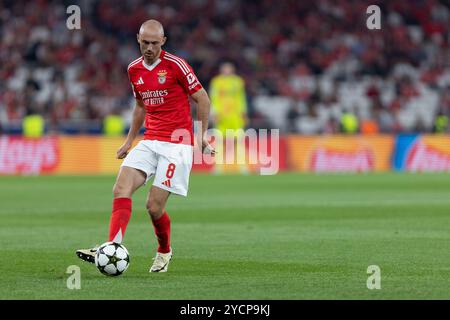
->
<box><xmin>173</xmin><ymin>60</ymin><xmax>203</xmax><ymax>95</ymax></box>
<box><xmin>127</xmin><ymin>69</ymin><xmax>142</xmax><ymax>100</ymax></box>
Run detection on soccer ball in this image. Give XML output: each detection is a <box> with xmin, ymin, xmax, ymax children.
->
<box><xmin>95</xmin><ymin>242</ymin><xmax>130</xmax><ymax>276</ymax></box>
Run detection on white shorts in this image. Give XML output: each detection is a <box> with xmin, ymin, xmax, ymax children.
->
<box><xmin>121</xmin><ymin>140</ymin><xmax>193</xmax><ymax>196</ymax></box>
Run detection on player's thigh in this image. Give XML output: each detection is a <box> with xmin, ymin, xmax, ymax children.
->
<box><xmin>113</xmin><ymin>166</ymin><xmax>146</xmax><ymax>197</ymax></box>
<box><xmin>153</xmin><ymin>144</ymin><xmax>193</xmax><ymax>197</ymax></box>
<box><xmin>117</xmin><ymin>140</ymin><xmax>158</xmax><ymax>195</ymax></box>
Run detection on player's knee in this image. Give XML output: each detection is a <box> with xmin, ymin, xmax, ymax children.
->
<box><xmin>113</xmin><ymin>182</ymin><xmax>131</xmax><ymax>198</ymax></box>
<box><xmin>146</xmin><ymin>201</ymin><xmax>163</xmax><ymax>219</ymax></box>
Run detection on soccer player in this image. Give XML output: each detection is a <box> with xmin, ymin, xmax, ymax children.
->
<box><xmin>209</xmin><ymin>62</ymin><xmax>248</xmax><ymax>173</ymax></box>
<box><xmin>76</xmin><ymin>20</ymin><xmax>214</xmax><ymax>273</ymax></box>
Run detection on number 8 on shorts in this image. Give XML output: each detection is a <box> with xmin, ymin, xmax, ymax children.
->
<box><xmin>166</xmin><ymin>163</ymin><xmax>176</xmax><ymax>179</ymax></box>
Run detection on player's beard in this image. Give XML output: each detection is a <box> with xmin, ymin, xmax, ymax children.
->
<box><xmin>144</xmin><ymin>50</ymin><xmax>159</xmax><ymax>64</ymax></box>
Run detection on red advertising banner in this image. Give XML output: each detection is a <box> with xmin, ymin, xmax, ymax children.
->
<box><xmin>8</xmin><ymin>134</ymin><xmax>450</xmax><ymax>174</ymax></box>
<box><xmin>286</xmin><ymin>135</ymin><xmax>394</xmax><ymax>172</ymax></box>
<box><xmin>0</xmin><ymin>136</ymin><xmax>59</xmax><ymax>174</ymax></box>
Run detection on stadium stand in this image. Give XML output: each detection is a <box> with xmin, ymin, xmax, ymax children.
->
<box><xmin>0</xmin><ymin>0</ymin><xmax>449</xmax><ymax>134</ymax></box>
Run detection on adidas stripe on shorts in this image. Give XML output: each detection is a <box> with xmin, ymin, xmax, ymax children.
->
<box><xmin>121</xmin><ymin>140</ymin><xmax>193</xmax><ymax>196</ymax></box>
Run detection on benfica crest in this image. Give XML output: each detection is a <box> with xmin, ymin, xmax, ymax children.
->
<box><xmin>157</xmin><ymin>70</ymin><xmax>167</xmax><ymax>84</ymax></box>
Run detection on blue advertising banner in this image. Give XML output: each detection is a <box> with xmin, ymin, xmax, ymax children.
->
<box><xmin>392</xmin><ymin>134</ymin><xmax>419</xmax><ymax>171</ymax></box>
<box><xmin>393</xmin><ymin>134</ymin><xmax>450</xmax><ymax>172</ymax></box>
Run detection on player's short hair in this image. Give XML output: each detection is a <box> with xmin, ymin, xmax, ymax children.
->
<box><xmin>139</xmin><ymin>20</ymin><xmax>165</xmax><ymax>37</ymax></box>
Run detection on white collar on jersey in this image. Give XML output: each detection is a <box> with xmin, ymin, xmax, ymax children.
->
<box><xmin>142</xmin><ymin>58</ymin><xmax>161</xmax><ymax>71</ymax></box>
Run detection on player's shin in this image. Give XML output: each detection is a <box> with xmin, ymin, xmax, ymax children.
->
<box><xmin>151</xmin><ymin>211</ymin><xmax>171</xmax><ymax>253</ymax></box>
<box><xmin>108</xmin><ymin>198</ymin><xmax>132</xmax><ymax>243</ymax></box>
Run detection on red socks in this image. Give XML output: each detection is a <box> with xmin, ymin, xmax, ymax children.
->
<box><xmin>108</xmin><ymin>198</ymin><xmax>132</xmax><ymax>243</ymax></box>
<box><xmin>108</xmin><ymin>198</ymin><xmax>170</xmax><ymax>254</ymax></box>
<box><xmin>152</xmin><ymin>212</ymin><xmax>171</xmax><ymax>253</ymax></box>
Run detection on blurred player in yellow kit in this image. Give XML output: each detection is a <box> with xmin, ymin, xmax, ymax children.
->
<box><xmin>209</xmin><ymin>62</ymin><xmax>248</xmax><ymax>173</ymax></box>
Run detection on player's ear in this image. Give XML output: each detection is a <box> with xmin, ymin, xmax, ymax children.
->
<box><xmin>161</xmin><ymin>37</ymin><xmax>167</xmax><ymax>46</ymax></box>
<box><xmin>136</xmin><ymin>34</ymin><xmax>140</xmax><ymax>44</ymax></box>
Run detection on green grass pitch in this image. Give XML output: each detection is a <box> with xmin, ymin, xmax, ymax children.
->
<box><xmin>0</xmin><ymin>173</ymin><xmax>449</xmax><ymax>299</ymax></box>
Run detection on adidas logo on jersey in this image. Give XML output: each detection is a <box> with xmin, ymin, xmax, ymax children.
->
<box><xmin>136</xmin><ymin>77</ymin><xmax>144</xmax><ymax>85</ymax></box>
<box><xmin>162</xmin><ymin>179</ymin><xmax>171</xmax><ymax>187</ymax></box>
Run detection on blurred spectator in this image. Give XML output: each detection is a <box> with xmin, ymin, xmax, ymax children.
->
<box><xmin>209</xmin><ymin>61</ymin><xmax>248</xmax><ymax>173</ymax></box>
<box><xmin>340</xmin><ymin>110</ymin><xmax>359</xmax><ymax>134</ymax></box>
<box><xmin>286</xmin><ymin>103</ymin><xmax>301</xmax><ymax>133</ymax></box>
<box><xmin>209</xmin><ymin>62</ymin><xmax>248</xmax><ymax>132</ymax></box>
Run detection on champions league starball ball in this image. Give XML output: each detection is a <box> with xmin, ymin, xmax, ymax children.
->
<box><xmin>94</xmin><ymin>242</ymin><xmax>130</xmax><ymax>276</ymax></box>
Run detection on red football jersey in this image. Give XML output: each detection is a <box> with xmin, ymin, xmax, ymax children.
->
<box><xmin>127</xmin><ymin>50</ymin><xmax>203</xmax><ymax>145</ymax></box>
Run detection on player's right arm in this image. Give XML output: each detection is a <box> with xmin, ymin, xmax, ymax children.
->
<box><xmin>116</xmin><ymin>99</ymin><xmax>146</xmax><ymax>159</ymax></box>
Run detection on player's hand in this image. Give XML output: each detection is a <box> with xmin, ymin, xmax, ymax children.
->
<box><xmin>202</xmin><ymin>139</ymin><xmax>216</xmax><ymax>155</ymax></box>
<box><xmin>117</xmin><ymin>141</ymin><xmax>132</xmax><ymax>159</ymax></box>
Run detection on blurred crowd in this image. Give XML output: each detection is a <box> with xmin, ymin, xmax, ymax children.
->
<box><xmin>0</xmin><ymin>0</ymin><xmax>449</xmax><ymax>134</ymax></box>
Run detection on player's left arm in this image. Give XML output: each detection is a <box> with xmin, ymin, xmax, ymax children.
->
<box><xmin>191</xmin><ymin>88</ymin><xmax>215</xmax><ymax>154</ymax></box>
